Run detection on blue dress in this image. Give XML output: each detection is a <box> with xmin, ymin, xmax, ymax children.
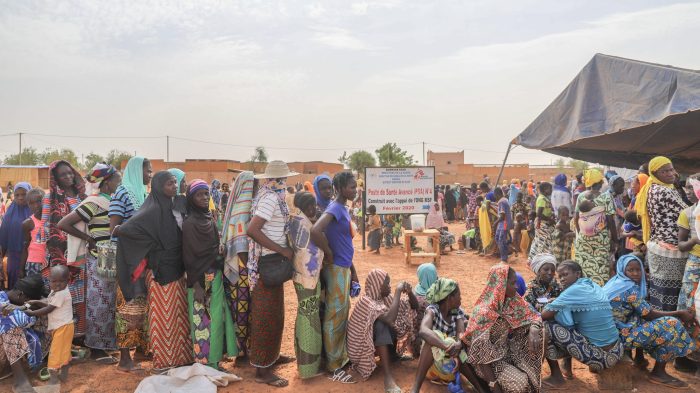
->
<box><xmin>610</xmin><ymin>286</ymin><xmax>695</xmax><ymax>362</ymax></box>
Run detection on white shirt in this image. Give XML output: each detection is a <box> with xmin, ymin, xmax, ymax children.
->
<box><xmin>47</xmin><ymin>288</ymin><xmax>73</xmax><ymax>330</ymax></box>
<box><xmin>254</xmin><ymin>192</ymin><xmax>288</xmax><ymax>255</ymax></box>
<box><xmin>551</xmin><ymin>190</ymin><xmax>572</xmax><ymax>217</ymax></box>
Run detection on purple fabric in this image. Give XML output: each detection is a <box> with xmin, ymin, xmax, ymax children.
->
<box><xmin>325</xmin><ymin>201</ymin><xmax>354</xmax><ymax>268</ymax></box>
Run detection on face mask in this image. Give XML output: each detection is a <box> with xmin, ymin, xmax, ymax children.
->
<box><xmin>268</xmin><ymin>178</ymin><xmax>287</xmax><ymax>192</ymax></box>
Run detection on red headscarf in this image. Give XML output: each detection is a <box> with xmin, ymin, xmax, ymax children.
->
<box><xmin>462</xmin><ymin>264</ymin><xmax>540</xmax><ymax>344</ymax></box>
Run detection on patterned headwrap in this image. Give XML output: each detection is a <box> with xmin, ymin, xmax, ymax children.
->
<box><xmin>85</xmin><ymin>163</ymin><xmax>117</xmax><ymax>184</ymax></box>
<box><xmin>425</xmin><ymin>277</ymin><xmax>457</xmax><ymax>304</ymax></box>
<box><xmin>530</xmin><ymin>253</ymin><xmax>557</xmax><ymax>275</ymax></box>
<box><xmin>636</xmin><ymin>156</ymin><xmax>674</xmax><ymax>243</ymax></box>
<box><xmin>188</xmin><ymin>179</ymin><xmax>209</xmax><ymax>196</ymax></box>
<box><xmin>584</xmin><ymin>169</ymin><xmax>604</xmax><ymax>188</ymax></box>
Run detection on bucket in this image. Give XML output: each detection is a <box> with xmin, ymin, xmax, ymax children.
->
<box><xmin>410</xmin><ymin>214</ymin><xmax>426</xmax><ymax>232</ymax></box>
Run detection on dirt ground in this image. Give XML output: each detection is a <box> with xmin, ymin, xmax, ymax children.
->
<box><xmin>3</xmin><ymin>222</ymin><xmax>699</xmax><ymax>392</ymax></box>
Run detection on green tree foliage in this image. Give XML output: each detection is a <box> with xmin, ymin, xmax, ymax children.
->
<box><xmin>568</xmin><ymin>159</ymin><xmax>590</xmax><ymax>173</ymax></box>
<box><xmin>249</xmin><ymin>146</ymin><xmax>268</xmax><ymax>170</ymax></box>
<box><xmin>375</xmin><ymin>143</ymin><xmax>415</xmax><ymax>167</ymax></box>
<box><xmin>84</xmin><ymin>152</ymin><xmax>105</xmax><ymax>170</ymax></box>
<box><xmin>2</xmin><ymin>147</ymin><xmax>42</xmax><ymax>165</ymax></box>
<box><xmin>105</xmin><ymin>150</ymin><xmax>133</xmax><ymax>170</ymax></box>
<box><xmin>39</xmin><ymin>148</ymin><xmax>80</xmax><ymax>168</ymax></box>
<box><xmin>346</xmin><ymin>150</ymin><xmax>376</xmax><ymax>174</ymax></box>
<box><xmin>553</xmin><ymin>158</ymin><xmax>566</xmax><ymax>170</ymax></box>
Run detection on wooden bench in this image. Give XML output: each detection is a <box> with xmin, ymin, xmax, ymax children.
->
<box><xmin>404</xmin><ymin>229</ymin><xmax>441</xmax><ymax>266</ymax></box>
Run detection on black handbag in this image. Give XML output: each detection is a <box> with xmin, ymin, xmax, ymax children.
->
<box><xmin>257</xmin><ymin>253</ymin><xmax>294</xmax><ymax>287</ymax></box>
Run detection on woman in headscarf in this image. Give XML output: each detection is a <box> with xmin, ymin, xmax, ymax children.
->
<box><xmin>603</xmin><ymin>254</ymin><xmax>695</xmax><ymax>389</ymax></box>
<box><xmin>628</xmin><ymin>173</ymin><xmax>648</xmax><ymax>209</ymax></box>
<box><xmin>220</xmin><ymin>171</ymin><xmax>255</xmax><ymax>358</ymax></box>
<box><xmin>466</xmin><ymin>183</ymin><xmax>479</xmax><ymax>229</ymax></box>
<box><xmin>638</xmin><ymin>156</ymin><xmax>689</xmax><ymax>311</ymax></box>
<box><xmin>409</xmin><ymin>278</ymin><xmax>486</xmax><ymax>393</ymax></box>
<box><xmin>312</xmin><ymin>174</ymin><xmax>333</xmax><ymax>218</ymax></box>
<box><xmin>461</xmin><ymin>265</ymin><xmax>543</xmax><ymax>393</ymax></box>
<box><xmin>168</xmin><ymin>168</ymin><xmax>186</xmax><ymax>194</ymax></box>
<box><xmin>109</xmin><ymin>156</ymin><xmax>152</xmax><ymax>373</ymax></box>
<box><xmin>0</xmin><ymin>274</ymin><xmax>48</xmax><ymax>393</ymax></box>
<box><xmin>303</xmin><ymin>180</ymin><xmax>315</xmax><ymax>197</ymax></box>
<box><xmin>347</xmin><ymin>269</ymin><xmax>418</xmax><ymax>393</ymax></box>
<box><xmin>527</xmin><ymin>182</ymin><xmax>556</xmax><ymax>264</ymax></box>
<box><xmin>116</xmin><ymin>171</ymin><xmax>192</xmax><ymax>372</ymax></box>
<box><xmin>678</xmin><ymin>178</ymin><xmax>700</xmax><ymax>370</ymax></box>
<box><xmin>183</xmin><ymin>179</ymin><xmax>237</xmax><ymax>369</ymax></box>
<box><xmin>524</xmin><ymin>253</ymin><xmax>562</xmax><ymax>313</ymax></box>
<box><xmin>411</xmin><ymin>263</ymin><xmax>438</xmax><ymax>355</ymax></box>
<box><xmin>57</xmin><ymin>164</ymin><xmax>122</xmax><ymax>362</ymax></box>
<box><xmin>541</xmin><ymin>261</ymin><xmax>623</xmax><ymax>388</ymax></box>
<box><xmin>0</xmin><ymin>182</ymin><xmax>32</xmax><ymax>290</ymax></box>
<box><xmin>572</xmin><ymin>169</ymin><xmax>618</xmax><ymax>286</ymax></box>
<box><xmin>551</xmin><ymin>174</ymin><xmax>572</xmax><ymax>216</ymax></box>
<box><xmin>508</xmin><ymin>179</ymin><xmax>521</xmax><ymax>207</ymax></box>
<box><xmin>288</xmin><ymin>192</ymin><xmax>323</xmax><ymax>379</ymax></box>
<box><xmin>247</xmin><ymin>161</ymin><xmax>298</xmax><ymax>387</ymax></box>
<box><xmin>210</xmin><ymin>179</ymin><xmax>222</xmax><ymax>208</ymax></box>
<box><xmin>444</xmin><ymin>185</ymin><xmax>456</xmax><ymax>222</ymax></box>
<box><xmin>478</xmin><ymin>192</ymin><xmax>498</xmax><ymax>256</ymax></box>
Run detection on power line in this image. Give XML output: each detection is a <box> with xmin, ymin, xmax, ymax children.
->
<box><xmin>169</xmin><ymin>136</ymin><xmax>422</xmax><ymax>152</ymax></box>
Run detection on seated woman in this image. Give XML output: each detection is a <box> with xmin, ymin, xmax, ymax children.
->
<box><xmin>411</xmin><ymin>263</ymin><xmax>438</xmax><ymax>356</ymax></box>
<box><xmin>524</xmin><ymin>254</ymin><xmax>562</xmax><ymax>313</ymax></box>
<box><xmin>462</xmin><ymin>265</ymin><xmax>544</xmax><ymax>393</ymax></box>
<box><xmin>541</xmin><ymin>261</ymin><xmax>624</xmax><ymax>388</ymax></box>
<box><xmin>603</xmin><ymin>254</ymin><xmax>696</xmax><ymax>389</ymax></box>
<box><xmin>0</xmin><ymin>275</ymin><xmax>47</xmax><ymax>393</ymax></box>
<box><xmin>426</xmin><ymin>203</ymin><xmax>455</xmax><ymax>254</ymax></box>
<box><xmin>347</xmin><ymin>269</ymin><xmax>418</xmax><ymax>393</ymax></box>
<box><xmin>409</xmin><ymin>278</ymin><xmax>486</xmax><ymax>393</ymax></box>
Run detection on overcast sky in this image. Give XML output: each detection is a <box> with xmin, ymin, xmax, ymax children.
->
<box><xmin>1</xmin><ymin>0</ymin><xmax>699</xmax><ymax>166</ymax></box>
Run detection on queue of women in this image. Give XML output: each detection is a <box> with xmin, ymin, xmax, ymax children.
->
<box><xmin>0</xmin><ymin>154</ymin><xmax>700</xmax><ymax>392</ymax></box>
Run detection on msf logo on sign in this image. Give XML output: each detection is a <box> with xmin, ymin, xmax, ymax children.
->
<box><xmin>414</xmin><ymin>169</ymin><xmax>425</xmax><ymax>180</ymax></box>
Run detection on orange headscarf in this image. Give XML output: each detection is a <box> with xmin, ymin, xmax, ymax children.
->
<box><xmin>303</xmin><ymin>181</ymin><xmax>315</xmax><ymax>197</ymax></box>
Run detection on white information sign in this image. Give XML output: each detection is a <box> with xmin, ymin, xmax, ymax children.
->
<box><xmin>365</xmin><ymin>167</ymin><xmax>435</xmax><ymax>214</ymax></box>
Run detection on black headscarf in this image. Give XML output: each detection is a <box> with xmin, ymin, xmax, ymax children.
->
<box><xmin>116</xmin><ymin>171</ymin><xmax>184</xmax><ymax>300</ymax></box>
<box><xmin>182</xmin><ymin>186</ymin><xmax>220</xmax><ymax>288</ymax></box>
<box><xmin>14</xmin><ymin>274</ymin><xmax>47</xmax><ymax>301</ymax></box>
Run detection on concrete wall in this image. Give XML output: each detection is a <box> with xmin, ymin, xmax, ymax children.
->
<box><xmin>436</xmin><ymin>164</ymin><xmax>578</xmax><ymax>185</ymax></box>
<box><xmin>427</xmin><ymin>151</ymin><xmax>464</xmax><ymax>175</ymax></box>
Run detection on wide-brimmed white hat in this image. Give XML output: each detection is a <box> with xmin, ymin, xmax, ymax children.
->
<box><xmin>254</xmin><ymin>160</ymin><xmax>299</xmax><ymax>179</ymax></box>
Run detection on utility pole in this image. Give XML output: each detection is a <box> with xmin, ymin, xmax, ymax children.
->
<box><xmin>422</xmin><ymin>141</ymin><xmax>426</xmax><ymax>165</ymax></box>
<box><xmin>166</xmin><ymin>135</ymin><xmax>170</xmax><ymax>162</ymax></box>
<box><xmin>18</xmin><ymin>132</ymin><xmax>23</xmax><ymax>165</ymax></box>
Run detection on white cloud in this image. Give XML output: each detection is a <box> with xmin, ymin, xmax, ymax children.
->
<box><xmin>311</xmin><ymin>26</ymin><xmax>372</xmax><ymax>50</ymax></box>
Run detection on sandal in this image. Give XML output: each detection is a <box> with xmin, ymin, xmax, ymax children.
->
<box><xmin>38</xmin><ymin>367</ymin><xmax>50</xmax><ymax>382</ymax></box>
<box><xmin>385</xmin><ymin>387</ymin><xmax>402</xmax><ymax>393</ymax></box>
<box><xmin>255</xmin><ymin>374</ymin><xmax>289</xmax><ymax>388</ymax></box>
<box><xmin>648</xmin><ymin>375</ymin><xmax>689</xmax><ymax>390</ymax></box>
<box><xmin>95</xmin><ymin>355</ymin><xmax>119</xmax><ymax>365</ymax></box>
<box><xmin>116</xmin><ymin>364</ymin><xmax>147</xmax><ymax>376</ymax></box>
<box><xmin>329</xmin><ymin>369</ymin><xmax>358</xmax><ymax>384</ymax></box>
<box><xmin>429</xmin><ymin>379</ymin><xmax>449</xmax><ymax>386</ymax></box>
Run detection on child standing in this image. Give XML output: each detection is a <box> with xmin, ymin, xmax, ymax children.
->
<box><xmin>622</xmin><ymin>209</ymin><xmax>644</xmax><ymax>253</ymax></box>
<box><xmin>26</xmin><ymin>265</ymin><xmax>74</xmax><ymax>384</ymax></box>
<box><xmin>512</xmin><ymin>213</ymin><xmax>526</xmax><ymax>257</ymax></box>
<box><xmin>21</xmin><ymin>188</ymin><xmax>46</xmax><ymax>278</ymax></box>
<box><xmin>384</xmin><ymin>215</ymin><xmax>395</xmax><ymax>249</ymax></box>
<box><xmin>366</xmin><ymin>205</ymin><xmax>381</xmax><ymax>254</ymax></box>
<box><xmin>551</xmin><ymin>206</ymin><xmax>575</xmax><ymax>263</ymax></box>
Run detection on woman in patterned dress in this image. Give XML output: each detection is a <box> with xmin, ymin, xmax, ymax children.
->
<box><xmin>528</xmin><ymin>182</ymin><xmax>556</xmax><ymax>264</ymax></box>
<box><xmin>637</xmin><ymin>156</ymin><xmax>689</xmax><ymax>311</ymax></box>
<box><xmin>603</xmin><ymin>254</ymin><xmax>695</xmax><ymax>389</ymax></box>
<box><xmin>572</xmin><ymin>169</ymin><xmax>618</xmax><ymax>286</ymax></box>
<box><xmin>462</xmin><ymin>265</ymin><xmax>544</xmax><ymax>393</ymax></box>
<box><xmin>524</xmin><ymin>253</ymin><xmax>562</xmax><ymax>313</ymax></box>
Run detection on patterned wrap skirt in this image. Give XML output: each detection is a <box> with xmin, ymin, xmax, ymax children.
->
<box><xmin>545</xmin><ymin>321</ymin><xmax>623</xmax><ymax>373</ymax></box>
<box><xmin>249</xmin><ymin>277</ymin><xmax>285</xmax><ymax>368</ymax></box>
<box><xmin>294</xmin><ymin>282</ymin><xmax>322</xmax><ymax>378</ymax></box>
<box><xmin>85</xmin><ymin>254</ymin><xmax>118</xmax><ymax>351</ymax></box>
<box><xmin>147</xmin><ymin>271</ymin><xmax>193</xmax><ymax>369</ymax></box>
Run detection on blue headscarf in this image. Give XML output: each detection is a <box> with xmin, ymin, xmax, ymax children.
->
<box><xmin>603</xmin><ymin>254</ymin><xmax>646</xmax><ymax>301</ymax></box>
<box><xmin>210</xmin><ymin>179</ymin><xmax>222</xmax><ymax>206</ymax></box>
<box><xmin>168</xmin><ymin>168</ymin><xmax>186</xmax><ymax>190</ymax></box>
<box><xmin>414</xmin><ymin>263</ymin><xmax>438</xmax><ymax>297</ymax></box>
<box><xmin>605</xmin><ymin>170</ymin><xmax>618</xmax><ymax>181</ymax></box>
<box><xmin>508</xmin><ymin>184</ymin><xmax>520</xmax><ymax>206</ymax></box>
<box><xmin>554</xmin><ymin>174</ymin><xmax>569</xmax><ymax>193</ymax></box>
<box><xmin>313</xmin><ymin>174</ymin><xmax>333</xmax><ymax>212</ymax></box>
<box><xmin>0</xmin><ymin>182</ymin><xmax>32</xmax><ymax>253</ymax></box>
<box><xmin>485</xmin><ymin>192</ymin><xmax>496</xmax><ymax>202</ymax></box>
<box><xmin>515</xmin><ymin>271</ymin><xmax>527</xmax><ymax>297</ymax></box>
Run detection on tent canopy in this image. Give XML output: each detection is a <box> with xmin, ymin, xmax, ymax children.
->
<box><xmin>513</xmin><ymin>53</ymin><xmax>700</xmax><ymax>173</ymax></box>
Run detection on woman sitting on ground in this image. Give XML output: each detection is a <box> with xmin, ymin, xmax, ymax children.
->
<box><xmin>409</xmin><ymin>278</ymin><xmax>486</xmax><ymax>393</ymax></box>
<box><xmin>541</xmin><ymin>261</ymin><xmax>623</xmax><ymax>389</ymax></box>
<box><xmin>524</xmin><ymin>253</ymin><xmax>562</xmax><ymax>313</ymax></box>
<box><xmin>603</xmin><ymin>253</ymin><xmax>696</xmax><ymax>389</ymax></box>
<box><xmin>411</xmin><ymin>263</ymin><xmax>438</xmax><ymax>356</ymax></box>
<box><xmin>347</xmin><ymin>269</ymin><xmax>418</xmax><ymax>393</ymax></box>
<box><xmin>462</xmin><ymin>265</ymin><xmax>544</xmax><ymax>393</ymax></box>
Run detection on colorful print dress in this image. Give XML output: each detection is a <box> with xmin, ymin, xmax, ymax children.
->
<box><xmin>609</xmin><ymin>286</ymin><xmax>695</xmax><ymax>362</ymax></box>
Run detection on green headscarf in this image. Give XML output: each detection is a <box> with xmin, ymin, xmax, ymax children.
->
<box><xmin>122</xmin><ymin>156</ymin><xmax>148</xmax><ymax>210</ymax></box>
<box><xmin>426</xmin><ymin>277</ymin><xmax>457</xmax><ymax>304</ymax></box>
<box><xmin>168</xmin><ymin>168</ymin><xmax>186</xmax><ymax>190</ymax></box>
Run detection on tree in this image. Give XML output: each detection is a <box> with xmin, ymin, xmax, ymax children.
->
<box><xmin>83</xmin><ymin>152</ymin><xmax>105</xmax><ymax>170</ymax></box>
<box><xmin>568</xmin><ymin>159</ymin><xmax>589</xmax><ymax>173</ymax></box>
<box><xmin>249</xmin><ymin>146</ymin><xmax>268</xmax><ymax>170</ymax></box>
<box><xmin>105</xmin><ymin>150</ymin><xmax>133</xmax><ymax>170</ymax></box>
<box><xmin>338</xmin><ymin>151</ymin><xmax>349</xmax><ymax>167</ymax></box>
<box><xmin>553</xmin><ymin>158</ymin><xmax>566</xmax><ymax>170</ymax></box>
<box><xmin>2</xmin><ymin>147</ymin><xmax>41</xmax><ymax>165</ymax></box>
<box><xmin>346</xmin><ymin>150</ymin><xmax>376</xmax><ymax>175</ymax></box>
<box><xmin>39</xmin><ymin>148</ymin><xmax>80</xmax><ymax>168</ymax></box>
<box><xmin>375</xmin><ymin>143</ymin><xmax>415</xmax><ymax>167</ymax></box>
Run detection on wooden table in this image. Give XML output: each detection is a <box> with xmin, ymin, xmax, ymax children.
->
<box><xmin>404</xmin><ymin>229</ymin><xmax>441</xmax><ymax>266</ymax></box>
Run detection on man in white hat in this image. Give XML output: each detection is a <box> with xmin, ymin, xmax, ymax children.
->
<box><xmin>247</xmin><ymin>160</ymin><xmax>299</xmax><ymax>387</ymax></box>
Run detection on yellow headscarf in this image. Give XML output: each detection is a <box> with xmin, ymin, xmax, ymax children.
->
<box><xmin>584</xmin><ymin>169</ymin><xmax>603</xmax><ymax>188</ymax></box>
<box><xmin>636</xmin><ymin>156</ymin><xmax>673</xmax><ymax>243</ymax></box>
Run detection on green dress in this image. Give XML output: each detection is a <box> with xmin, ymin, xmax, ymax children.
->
<box><xmin>574</xmin><ymin>191</ymin><xmax>614</xmax><ymax>286</ymax></box>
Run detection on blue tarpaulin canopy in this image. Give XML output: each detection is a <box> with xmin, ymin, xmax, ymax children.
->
<box><xmin>512</xmin><ymin>53</ymin><xmax>700</xmax><ymax>173</ymax></box>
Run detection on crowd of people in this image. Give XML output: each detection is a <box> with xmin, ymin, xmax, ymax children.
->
<box><xmin>0</xmin><ymin>155</ymin><xmax>699</xmax><ymax>392</ymax></box>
